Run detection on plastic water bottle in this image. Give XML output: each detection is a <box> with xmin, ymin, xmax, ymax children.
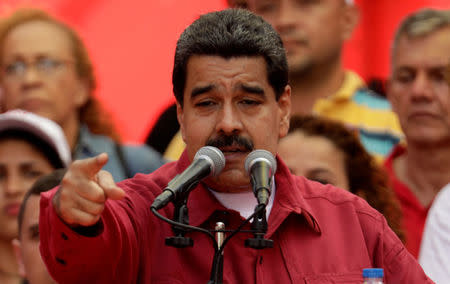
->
<box><xmin>362</xmin><ymin>268</ymin><xmax>384</xmax><ymax>284</ymax></box>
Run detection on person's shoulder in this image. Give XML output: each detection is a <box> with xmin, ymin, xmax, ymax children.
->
<box><xmin>121</xmin><ymin>143</ymin><xmax>165</xmax><ymax>162</ymax></box>
<box><xmin>78</xmin><ymin>126</ymin><xmax>116</xmax><ymax>151</ymax></box>
<box><xmin>297</xmin><ymin>176</ymin><xmax>384</xmax><ymax>221</ymax></box>
<box><xmin>120</xmin><ymin>144</ymin><xmax>166</xmax><ymax>173</ymax></box>
<box><xmin>118</xmin><ymin>160</ymin><xmax>178</xmax><ymax>195</ymax></box>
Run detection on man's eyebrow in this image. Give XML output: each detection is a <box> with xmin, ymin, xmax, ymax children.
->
<box><xmin>239</xmin><ymin>84</ymin><xmax>265</xmax><ymax>96</ymax></box>
<box><xmin>429</xmin><ymin>66</ymin><xmax>448</xmax><ymax>73</ymax></box>
<box><xmin>191</xmin><ymin>85</ymin><xmax>214</xmax><ymax>98</ymax></box>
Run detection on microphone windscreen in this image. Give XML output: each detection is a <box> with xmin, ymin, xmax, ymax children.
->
<box><xmin>244</xmin><ymin>149</ymin><xmax>277</xmax><ymax>174</ymax></box>
<box><xmin>194</xmin><ymin>146</ymin><xmax>225</xmax><ymax>176</ymax></box>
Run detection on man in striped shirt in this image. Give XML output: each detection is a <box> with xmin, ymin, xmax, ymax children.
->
<box><xmin>230</xmin><ymin>0</ymin><xmax>403</xmax><ymax>161</ymax></box>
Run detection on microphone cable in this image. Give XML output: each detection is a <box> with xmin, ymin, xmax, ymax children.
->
<box><xmin>150</xmin><ymin>203</ymin><xmax>267</xmax><ymax>284</ymax></box>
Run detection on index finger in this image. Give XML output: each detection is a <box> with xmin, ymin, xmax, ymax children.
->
<box><xmin>70</xmin><ymin>153</ymin><xmax>109</xmax><ymax>180</ymax></box>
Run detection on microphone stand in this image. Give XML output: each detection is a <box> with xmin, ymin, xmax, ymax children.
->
<box><xmin>165</xmin><ymin>191</ymin><xmax>194</xmax><ymax>248</ymax></box>
<box><xmin>245</xmin><ymin>204</ymin><xmax>273</xmax><ymax>249</ymax></box>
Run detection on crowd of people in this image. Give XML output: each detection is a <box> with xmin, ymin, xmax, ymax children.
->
<box><xmin>0</xmin><ymin>1</ymin><xmax>449</xmax><ymax>283</ymax></box>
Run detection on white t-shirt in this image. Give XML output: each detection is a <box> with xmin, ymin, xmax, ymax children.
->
<box><xmin>419</xmin><ymin>183</ymin><xmax>450</xmax><ymax>283</ymax></box>
<box><xmin>210</xmin><ymin>180</ymin><xmax>275</xmax><ymax>220</ymax></box>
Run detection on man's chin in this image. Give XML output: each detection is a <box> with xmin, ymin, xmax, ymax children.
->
<box><xmin>204</xmin><ymin>171</ymin><xmax>251</xmax><ymax>193</ymax></box>
<box><xmin>288</xmin><ymin>57</ymin><xmax>313</xmax><ymax>75</ymax></box>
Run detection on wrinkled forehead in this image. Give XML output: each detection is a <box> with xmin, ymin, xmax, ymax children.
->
<box><xmin>392</xmin><ymin>30</ymin><xmax>450</xmax><ymax>67</ymax></box>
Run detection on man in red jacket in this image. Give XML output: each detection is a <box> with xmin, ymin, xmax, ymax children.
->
<box><xmin>385</xmin><ymin>8</ymin><xmax>450</xmax><ymax>259</ymax></box>
<box><xmin>39</xmin><ymin>9</ymin><xmax>431</xmax><ymax>283</ymax></box>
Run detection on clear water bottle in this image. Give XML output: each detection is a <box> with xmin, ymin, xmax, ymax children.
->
<box><xmin>362</xmin><ymin>268</ymin><xmax>384</xmax><ymax>284</ymax></box>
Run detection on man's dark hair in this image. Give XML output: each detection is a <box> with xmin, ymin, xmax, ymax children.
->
<box><xmin>17</xmin><ymin>169</ymin><xmax>67</xmax><ymax>238</ymax></box>
<box><xmin>172</xmin><ymin>8</ymin><xmax>288</xmax><ymax>106</ymax></box>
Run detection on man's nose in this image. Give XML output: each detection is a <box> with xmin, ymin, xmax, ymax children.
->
<box><xmin>4</xmin><ymin>174</ymin><xmax>25</xmax><ymax>198</ymax></box>
<box><xmin>410</xmin><ymin>73</ymin><xmax>434</xmax><ymax>102</ymax></box>
<box><xmin>215</xmin><ymin>103</ymin><xmax>243</xmax><ymax>135</ymax></box>
<box><xmin>276</xmin><ymin>0</ymin><xmax>301</xmax><ymax>33</ymax></box>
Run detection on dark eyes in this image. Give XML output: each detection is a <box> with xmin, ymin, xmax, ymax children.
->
<box><xmin>194</xmin><ymin>99</ymin><xmax>261</xmax><ymax>108</ymax></box>
<box><xmin>395</xmin><ymin>72</ymin><xmax>414</xmax><ymax>83</ymax></box>
<box><xmin>395</xmin><ymin>70</ymin><xmax>447</xmax><ymax>84</ymax></box>
<box><xmin>195</xmin><ymin>100</ymin><xmax>216</xmax><ymax>108</ymax></box>
<box><xmin>240</xmin><ymin>99</ymin><xmax>261</xmax><ymax>106</ymax></box>
<box><xmin>0</xmin><ymin>169</ymin><xmax>44</xmax><ymax>180</ymax></box>
<box><xmin>4</xmin><ymin>57</ymin><xmax>64</xmax><ymax>76</ymax></box>
<box><xmin>24</xmin><ymin>169</ymin><xmax>45</xmax><ymax>178</ymax></box>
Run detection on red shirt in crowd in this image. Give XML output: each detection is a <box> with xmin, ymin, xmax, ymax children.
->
<box><xmin>40</xmin><ymin>151</ymin><xmax>431</xmax><ymax>283</ymax></box>
<box><xmin>384</xmin><ymin>144</ymin><xmax>430</xmax><ymax>259</ymax></box>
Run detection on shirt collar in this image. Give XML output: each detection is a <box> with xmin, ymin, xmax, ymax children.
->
<box><xmin>331</xmin><ymin>71</ymin><xmax>366</xmax><ymax>101</ymax></box>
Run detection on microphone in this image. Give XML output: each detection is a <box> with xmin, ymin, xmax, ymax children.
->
<box><xmin>151</xmin><ymin>146</ymin><xmax>225</xmax><ymax>210</ymax></box>
<box><xmin>245</xmin><ymin>149</ymin><xmax>277</xmax><ymax>206</ymax></box>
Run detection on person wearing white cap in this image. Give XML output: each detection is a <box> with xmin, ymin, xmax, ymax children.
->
<box><xmin>0</xmin><ymin>110</ymin><xmax>70</xmax><ymax>284</ymax></box>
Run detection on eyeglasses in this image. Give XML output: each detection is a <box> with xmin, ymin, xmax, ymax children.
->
<box><xmin>1</xmin><ymin>57</ymin><xmax>74</xmax><ymax>81</ymax></box>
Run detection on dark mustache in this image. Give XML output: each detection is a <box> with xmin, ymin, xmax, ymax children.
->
<box><xmin>206</xmin><ymin>135</ymin><xmax>254</xmax><ymax>151</ymax></box>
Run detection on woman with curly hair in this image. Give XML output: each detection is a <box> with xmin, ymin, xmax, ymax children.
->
<box><xmin>278</xmin><ymin>115</ymin><xmax>404</xmax><ymax>241</ymax></box>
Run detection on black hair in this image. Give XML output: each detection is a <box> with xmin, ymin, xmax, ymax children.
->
<box><xmin>172</xmin><ymin>8</ymin><xmax>288</xmax><ymax>106</ymax></box>
<box><xmin>0</xmin><ymin>129</ymin><xmax>64</xmax><ymax>169</ymax></box>
<box><xmin>17</xmin><ymin>169</ymin><xmax>67</xmax><ymax>238</ymax></box>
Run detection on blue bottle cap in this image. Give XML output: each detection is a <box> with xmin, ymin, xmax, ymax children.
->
<box><xmin>363</xmin><ymin>268</ymin><xmax>384</xmax><ymax>278</ymax></box>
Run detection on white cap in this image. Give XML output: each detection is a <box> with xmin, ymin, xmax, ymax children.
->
<box><xmin>0</xmin><ymin>110</ymin><xmax>71</xmax><ymax>167</ymax></box>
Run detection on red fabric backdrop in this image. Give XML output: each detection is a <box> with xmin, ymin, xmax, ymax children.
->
<box><xmin>1</xmin><ymin>0</ymin><xmax>449</xmax><ymax>143</ymax></box>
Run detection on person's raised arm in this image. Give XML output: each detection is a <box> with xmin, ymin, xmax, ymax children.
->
<box><xmin>39</xmin><ymin>153</ymin><xmax>142</xmax><ymax>284</ymax></box>
<box><xmin>53</xmin><ymin>153</ymin><xmax>125</xmax><ymax>227</ymax></box>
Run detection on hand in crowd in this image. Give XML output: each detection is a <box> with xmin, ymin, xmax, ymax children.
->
<box><xmin>53</xmin><ymin>153</ymin><xmax>126</xmax><ymax>227</ymax></box>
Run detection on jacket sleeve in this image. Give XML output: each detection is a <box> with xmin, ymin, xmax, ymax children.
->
<box><xmin>39</xmin><ymin>187</ymin><xmax>142</xmax><ymax>284</ymax></box>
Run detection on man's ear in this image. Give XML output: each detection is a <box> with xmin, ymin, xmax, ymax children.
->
<box><xmin>341</xmin><ymin>3</ymin><xmax>359</xmax><ymax>41</ymax></box>
<box><xmin>278</xmin><ymin>85</ymin><xmax>291</xmax><ymax>139</ymax></box>
<box><xmin>12</xmin><ymin>239</ymin><xmax>26</xmax><ymax>278</ymax></box>
<box><xmin>176</xmin><ymin>102</ymin><xmax>187</xmax><ymax>142</ymax></box>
